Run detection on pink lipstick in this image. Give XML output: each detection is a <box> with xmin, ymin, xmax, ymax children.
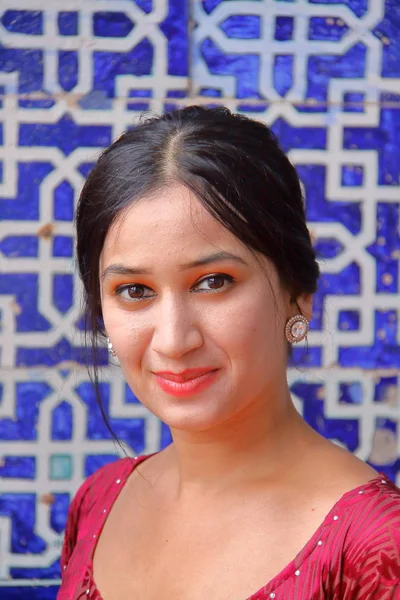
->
<box><xmin>153</xmin><ymin>368</ymin><xmax>218</xmax><ymax>397</ymax></box>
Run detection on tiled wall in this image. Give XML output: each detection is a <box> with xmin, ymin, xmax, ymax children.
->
<box><xmin>0</xmin><ymin>0</ymin><xmax>399</xmax><ymax>597</ymax></box>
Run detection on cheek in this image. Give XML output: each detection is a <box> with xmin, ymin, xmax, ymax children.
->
<box><xmin>102</xmin><ymin>302</ymin><xmax>150</xmax><ymax>361</ymax></box>
<box><xmin>221</xmin><ymin>293</ymin><xmax>287</xmax><ymax>365</ymax></box>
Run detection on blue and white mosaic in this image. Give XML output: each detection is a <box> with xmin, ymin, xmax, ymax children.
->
<box><xmin>0</xmin><ymin>0</ymin><xmax>399</xmax><ymax>596</ymax></box>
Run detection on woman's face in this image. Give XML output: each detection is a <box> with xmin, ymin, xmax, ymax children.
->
<box><xmin>100</xmin><ymin>184</ymin><xmax>305</xmax><ymax>432</ymax></box>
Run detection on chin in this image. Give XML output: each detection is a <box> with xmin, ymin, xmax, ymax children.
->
<box><xmin>152</xmin><ymin>396</ymin><xmax>239</xmax><ymax>434</ymax></box>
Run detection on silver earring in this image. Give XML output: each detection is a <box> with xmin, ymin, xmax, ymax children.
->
<box><xmin>285</xmin><ymin>315</ymin><xmax>309</xmax><ymax>343</ymax></box>
<box><xmin>107</xmin><ymin>337</ymin><xmax>117</xmax><ymax>357</ymax></box>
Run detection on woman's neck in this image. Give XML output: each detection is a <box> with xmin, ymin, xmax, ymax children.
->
<box><xmin>165</xmin><ymin>392</ymin><xmax>313</xmax><ymax>500</ymax></box>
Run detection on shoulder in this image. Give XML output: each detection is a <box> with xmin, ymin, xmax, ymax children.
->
<box><xmin>346</xmin><ymin>475</ymin><xmax>400</xmax><ymax>537</ymax></box>
<box><xmin>60</xmin><ymin>456</ymin><xmax>141</xmax><ymax>567</ymax></box>
<box><xmin>68</xmin><ymin>457</ymin><xmax>134</xmax><ymax>520</ymax></box>
<box><xmin>337</xmin><ymin>476</ymin><xmax>400</xmax><ymax>596</ymax></box>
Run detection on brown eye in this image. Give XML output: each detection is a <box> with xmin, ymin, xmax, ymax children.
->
<box><xmin>127</xmin><ymin>285</ymin><xmax>145</xmax><ymax>299</ymax></box>
<box><xmin>194</xmin><ymin>274</ymin><xmax>234</xmax><ymax>292</ymax></box>
<box><xmin>207</xmin><ymin>276</ymin><xmax>225</xmax><ymax>289</ymax></box>
<box><xmin>116</xmin><ymin>284</ymin><xmax>155</xmax><ymax>302</ymax></box>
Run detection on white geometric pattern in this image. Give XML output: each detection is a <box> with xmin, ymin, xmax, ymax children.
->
<box><xmin>0</xmin><ymin>0</ymin><xmax>399</xmax><ymax>592</ymax></box>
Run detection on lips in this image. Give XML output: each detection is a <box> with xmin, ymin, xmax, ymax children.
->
<box><xmin>154</xmin><ymin>368</ymin><xmax>216</xmax><ymax>383</ymax></box>
<box><xmin>153</xmin><ymin>368</ymin><xmax>219</xmax><ymax>397</ymax></box>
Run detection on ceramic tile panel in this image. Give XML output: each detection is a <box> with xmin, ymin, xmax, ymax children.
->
<box><xmin>0</xmin><ymin>0</ymin><xmax>399</xmax><ymax>597</ymax></box>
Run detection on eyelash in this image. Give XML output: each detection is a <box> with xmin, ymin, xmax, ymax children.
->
<box><xmin>114</xmin><ymin>274</ymin><xmax>235</xmax><ymax>303</ymax></box>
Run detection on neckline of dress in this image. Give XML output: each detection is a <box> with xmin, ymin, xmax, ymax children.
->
<box><xmin>85</xmin><ymin>456</ymin><xmax>390</xmax><ymax>600</ymax></box>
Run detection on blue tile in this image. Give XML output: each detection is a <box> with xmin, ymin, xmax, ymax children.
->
<box><xmin>0</xmin><ymin>586</ymin><xmax>58</xmax><ymax>598</ymax></box>
<box><xmin>53</xmin><ymin>180</ymin><xmax>74</xmax><ymax>221</ymax></box>
<box><xmin>18</xmin><ymin>98</ymin><xmax>55</xmax><ymax>109</ymax></box>
<box><xmin>0</xmin><ymin>494</ymin><xmax>46</xmax><ymax>554</ymax></box>
<box><xmin>341</xmin><ymin>165</ymin><xmax>364</xmax><ymax>186</ymax></box>
<box><xmin>127</xmin><ymin>101</ymin><xmax>150</xmax><ymax>111</ymax></box>
<box><xmin>52</xmin><ymin>235</ymin><xmax>73</xmax><ymax>258</ymax></box>
<box><xmin>220</xmin><ymin>15</ymin><xmax>261</xmax><ymax>39</ymax></box>
<box><xmin>343</xmin><ymin>92</ymin><xmax>365</xmax><ymax>113</ymax></box>
<box><xmin>1</xmin><ymin>2</ymin><xmax>188</xmax><ymax>95</ymax></box>
<box><xmin>166</xmin><ymin>90</ymin><xmax>188</xmax><ymax>98</ymax></box>
<box><xmin>0</xmin><ymin>382</ymin><xmax>52</xmax><ymax>441</ymax></box>
<box><xmin>343</xmin><ymin>107</ymin><xmax>400</xmax><ymax>186</ymax></box>
<box><xmin>134</xmin><ymin>0</ymin><xmax>153</xmax><ymax>14</ymax></box>
<box><xmin>273</xmin><ymin>55</ymin><xmax>293</xmax><ymax>97</ymax></box>
<box><xmin>50</xmin><ymin>494</ymin><xmax>70</xmax><ymax>534</ymax></box>
<box><xmin>308</xmin><ymin>16</ymin><xmax>349</xmax><ymax>42</ymax></box>
<box><xmin>237</xmin><ymin>102</ymin><xmax>268</xmax><ymax>112</ymax></box>
<box><xmin>10</xmin><ymin>561</ymin><xmax>61</xmax><ymax>581</ymax></box>
<box><xmin>51</xmin><ymin>401</ymin><xmax>73</xmax><ymax>441</ymax></box>
<box><xmin>199</xmin><ymin>38</ymin><xmax>261</xmax><ymax>98</ymax></box>
<box><xmin>308</xmin><ymin>0</ymin><xmax>368</xmax><ymax>19</ymax></box>
<box><xmin>298</xmin><ymin>165</ymin><xmax>362</xmax><ymax>235</ymax></box>
<box><xmin>85</xmin><ymin>455</ymin><xmax>120</xmax><ymax>477</ymax></box>
<box><xmin>128</xmin><ymin>89</ymin><xmax>152</xmax><ymax>97</ymax></box>
<box><xmin>373</xmin><ymin>0</ymin><xmax>400</xmax><ymax>77</ymax></box>
<box><xmin>307</xmin><ymin>43</ymin><xmax>366</xmax><ymax>104</ymax></box>
<box><xmin>289</xmin><ymin>346</ymin><xmax>322</xmax><ymax>367</ymax></box>
<box><xmin>291</xmin><ymin>382</ymin><xmax>360</xmax><ymax>452</ymax></box>
<box><xmin>0</xmin><ymin>274</ymin><xmax>51</xmax><ymax>333</ymax></box>
<box><xmin>339</xmin><ymin>311</ymin><xmax>400</xmax><ymax>368</ymax></box>
<box><xmin>159</xmin><ymin>0</ymin><xmax>190</xmax><ymax>76</ymax></box>
<box><xmin>0</xmin><ymin>163</ymin><xmax>53</xmax><ymax>220</ymax></box>
<box><xmin>58</xmin><ymin>11</ymin><xmax>79</xmax><ymax>36</ymax></box>
<box><xmin>338</xmin><ymin>310</ymin><xmax>360</xmax><ymax>331</ymax></box>
<box><xmin>0</xmin><ymin>236</ymin><xmax>39</xmax><ymax>258</ymax></box>
<box><xmin>312</xmin><ymin>262</ymin><xmax>361</xmax><ymax>331</ymax></box>
<box><xmin>2</xmin><ymin>10</ymin><xmax>43</xmax><ymax>35</ymax></box>
<box><xmin>275</xmin><ymin>118</ymin><xmax>327</xmax><ymax>150</ymax></box>
<box><xmin>275</xmin><ymin>16</ymin><xmax>294</xmax><ymax>41</ymax></box>
<box><xmin>76</xmin><ymin>382</ymin><xmax>146</xmax><ymax>453</ymax></box>
<box><xmin>93</xmin><ymin>12</ymin><xmax>134</xmax><ymax>37</ymax></box>
<box><xmin>16</xmin><ymin>336</ymin><xmax>93</xmax><ymax>368</ymax></box>
<box><xmin>160</xmin><ymin>422</ymin><xmax>173</xmax><ymax>449</ymax></box>
<box><xmin>367</xmin><ymin>203</ymin><xmax>400</xmax><ymax>293</ymax></box>
<box><xmin>0</xmin><ymin>49</ymin><xmax>44</xmax><ymax>93</ymax></box>
<box><xmin>19</xmin><ymin>114</ymin><xmax>112</xmax><ymax>157</ymax></box>
<box><xmin>58</xmin><ymin>51</ymin><xmax>79</xmax><ymax>91</ymax></box>
<box><xmin>93</xmin><ymin>41</ymin><xmax>154</xmax><ymax>97</ymax></box>
<box><xmin>193</xmin><ymin>1</ymin><xmax>399</xmax><ymax>102</ymax></box>
<box><xmin>53</xmin><ymin>274</ymin><xmax>74</xmax><ymax>314</ymax></box>
<box><xmin>198</xmin><ymin>87</ymin><xmax>223</xmax><ymax>97</ymax></box>
<box><xmin>0</xmin><ymin>457</ymin><xmax>36</xmax><ymax>479</ymax></box>
<box><xmin>314</xmin><ymin>237</ymin><xmax>344</xmax><ymax>259</ymax></box>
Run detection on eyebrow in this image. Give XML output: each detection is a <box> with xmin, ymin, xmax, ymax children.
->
<box><xmin>101</xmin><ymin>251</ymin><xmax>247</xmax><ymax>280</ymax></box>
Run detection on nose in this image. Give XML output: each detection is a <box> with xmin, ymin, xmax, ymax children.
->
<box><xmin>151</xmin><ymin>295</ymin><xmax>203</xmax><ymax>359</ymax></box>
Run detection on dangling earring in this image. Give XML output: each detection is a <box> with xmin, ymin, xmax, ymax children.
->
<box><xmin>107</xmin><ymin>337</ymin><xmax>117</xmax><ymax>357</ymax></box>
<box><xmin>285</xmin><ymin>315</ymin><xmax>309</xmax><ymax>343</ymax></box>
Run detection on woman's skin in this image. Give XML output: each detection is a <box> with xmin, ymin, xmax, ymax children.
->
<box><xmin>93</xmin><ymin>184</ymin><xmax>377</xmax><ymax>600</ymax></box>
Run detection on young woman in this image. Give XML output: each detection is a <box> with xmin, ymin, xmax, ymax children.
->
<box><xmin>58</xmin><ymin>106</ymin><xmax>400</xmax><ymax>600</ymax></box>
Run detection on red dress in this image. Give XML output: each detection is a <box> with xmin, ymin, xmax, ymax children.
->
<box><xmin>58</xmin><ymin>455</ymin><xmax>400</xmax><ymax>600</ymax></box>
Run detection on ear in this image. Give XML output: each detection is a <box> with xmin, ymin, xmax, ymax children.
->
<box><xmin>292</xmin><ymin>293</ymin><xmax>313</xmax><ymax>322</ymax></box>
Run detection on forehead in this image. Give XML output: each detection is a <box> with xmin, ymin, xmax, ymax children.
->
<box><xmin>100</xmin><ymin>185</ymin><xmax>247</xmax><ymax>265</ymax></box>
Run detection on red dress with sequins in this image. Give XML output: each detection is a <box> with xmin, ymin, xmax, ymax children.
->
<box><xmin>57</xmin><ymin>455</ymin><xmax>400</xmax><ymax>600</ymax></box>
